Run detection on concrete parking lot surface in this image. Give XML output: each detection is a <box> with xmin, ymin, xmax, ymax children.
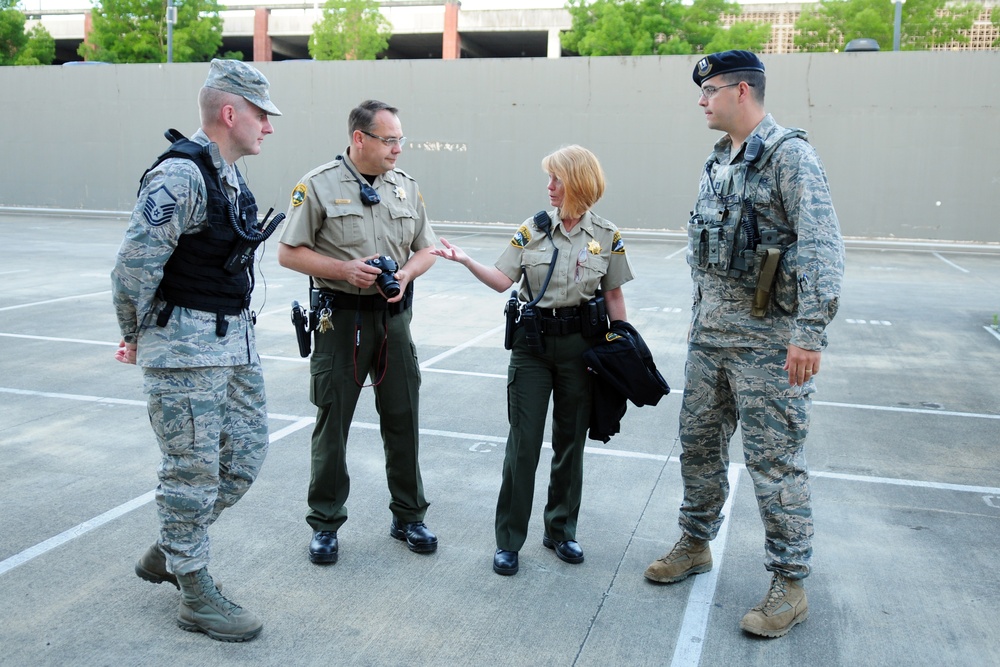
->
<box><xmin>1</xmin><ymin>212</ymin><xmax>998</xmax><ymax>666</ymax></box>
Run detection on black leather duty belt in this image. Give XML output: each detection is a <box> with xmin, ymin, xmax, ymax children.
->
<box><xmin>317</xmin><ymin>286</ymin><xmax>412</xmax><ymax>314</ymax></box>
<box><xmin>537</xmin><ymin>304</ymin><xmax>583</xmax><ymax>335</ymax></box>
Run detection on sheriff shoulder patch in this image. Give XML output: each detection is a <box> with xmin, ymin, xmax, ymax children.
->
<box><xmin>291</xmin><ymin>183</ymin><xmax>307</xmax><ymax>207</ymax></box>
<box><xmin>511</xmin><ymin>224</ymin><xmax>531</xmax><ymax>248</ymax></box>
<box><xmin>611</xmin><ymin>231</ymin><xmax>626</xmax><ymax>254</ymax></box>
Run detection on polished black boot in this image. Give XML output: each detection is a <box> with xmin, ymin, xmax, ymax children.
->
<box><xmin>493</xmin><ymin>549</ymin><xmax>519</xmax><ymax>576</ymax></box>
<box><xmin>309</xmin><ymin>530</ymin><xmax>339</xmax><ymax>565</ymax></box>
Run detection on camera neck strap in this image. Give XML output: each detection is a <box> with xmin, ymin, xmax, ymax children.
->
<box><xmin>352</xmin><ymin>310</ymin><xmax>390</xmax><ymax>389</ymax></box>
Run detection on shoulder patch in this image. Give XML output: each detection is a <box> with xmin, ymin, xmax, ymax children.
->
<box><xmin>511</xmin><ymin>224</ymin><xmax>531</xmax><ymax>248</ymax></box>
<box><xmin>142</xmin><ymin>185</ymin><xmax>178</xmax><ymax>227</ymax></box>
<box><xmin>291</xmin><ymin>183</ymin><xmax>307</xmax><ymax>207</ymax></box>
<box><xmin>611</xmin><ymin>230</ymin><xmax>626</xmax><ymax>254</ymax></box>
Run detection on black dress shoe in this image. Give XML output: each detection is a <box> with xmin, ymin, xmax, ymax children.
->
<box><xmin>309</xmin><ymin>530</ymin><xmax>339</xmax><ymax>565</ymax></box>
<box><xmin>542</xmin><ymin>535</ymin><xmax>584</xmax><ymax>564</ymax></box>
<box><xmin>493</xmin><ymin>549</ymin><xmax>519</xmax><ymax>576</ymax></box>
<box><xmin>390</xmin><ymin>518</ymin><xmax>438</xmax><ymax>554</ymax></box>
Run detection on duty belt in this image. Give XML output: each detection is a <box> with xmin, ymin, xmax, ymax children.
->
<box><xmin>537</xmin><ymin>305</ymin><xmax>583</xmax><ymax>336</ymax></box>
<box><xmin>317</xmin><ymin>287</ymin><xmax>413</xmax><ymax>315</ymax></box>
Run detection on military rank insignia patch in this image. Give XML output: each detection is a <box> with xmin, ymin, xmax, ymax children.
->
<box><xmin>611</xmin><ymin>231</ymin><xmax>626</xmax><ymax>254</ymax></box>
<box><xmin>696</xmin><ymin>57</ymin><xmax>712</xmax><ymax>79</ymax></box>
<box><xmin>511</xmin><ymin>224</ymin><xmax>531</xmax><ymax>248</ymax></box>
<box><xmin>291</xmin><ymin>183</ymin><xmax>307</xmax><ymax>207</ymax></box>
<box><xmin>142</xmin><ymin>185</ymin><xmax>177</xmax><ymax>227</ymax></box>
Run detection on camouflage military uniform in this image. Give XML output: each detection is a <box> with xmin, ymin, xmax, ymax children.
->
<box><xmin>111</xmin><ymin>129</ymin><xmax>269</xmax><ymax>575</ymax></box>
<box><xmin>679</xmin><ymin>113</ymin><xmax>844</xmax><ymax>579</ymax></box>
<box><xmin>493</xmin><ymin>210</ymin><xmax>634</xmax><ymax>551</ymax></box>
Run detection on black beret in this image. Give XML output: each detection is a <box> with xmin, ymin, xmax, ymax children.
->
<box><xmin>692</xmin><ymin>50</ymin><xmax>765</xmax><ymax>87</ymax></box>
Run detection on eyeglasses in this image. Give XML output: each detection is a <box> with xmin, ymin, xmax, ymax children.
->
<box><xmin>361</xmin><ymin>130</ymin><xmax>406</xmax><ymax>147</ymax></box>
<box><xmin>699</xmin><ymin>82</ymin><xmax>746</xmax><ymax>99</ymax></box>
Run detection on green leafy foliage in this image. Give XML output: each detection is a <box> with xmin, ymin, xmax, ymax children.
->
<box><xmin>16</xmin><ymin>22</ymin><xmax>55</xmax><ymax>65</ymax></box>
<box><xmin>795</xmin><ymin>0</ymin><xmax>980</xmax><ymax>51</ymax></box>
<box><xmin>562</xmin><ymin>0</ymin><xmax>770</xmax><ymax>56</ymax></box>
<box><xmin>1</xmin><ymin>2</ymin><xmax>54</xmax><ymax>65</ymax></box>
<box><xmin>79</xmin><ymin>0</ymin><xmax>226</xmax><ymax>63</ymax></box>
<box><xmin>0</xmin><ymin>4</ymin><xmax>28</xmax><ymax>65</ymax></box>
<box><xmin>309</xmin><ymin>0</ymin><xmax>392</xmax><ymax>61</ymax></box>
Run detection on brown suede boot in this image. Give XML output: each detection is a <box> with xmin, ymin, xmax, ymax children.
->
<box><xmin>739</xmin><ymin>573</ymin><xmax>809</xmax><ymax>638</ymax></box>
<box><xmin>176</xmin><ymin>568</ymin><xmax>261</xmax><ymax>642</ymax></box>
<box><xmin>644</xmin><ymin>534</ymin><xmax>712</xmax><ymax>583</ymax></box>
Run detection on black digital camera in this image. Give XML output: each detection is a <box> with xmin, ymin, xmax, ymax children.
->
<box><xmin>365</xmin><ymin>255</ymin><xmax>401</xmax><ymax>298</ymax></box>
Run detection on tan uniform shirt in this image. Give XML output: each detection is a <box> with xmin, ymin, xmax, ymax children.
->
<box><xmin>495</xmin><ymin>210</ymin><xmax>634</xmax><ymax>309</ymax></box>
<box><xmin>279</xmin><ymin>150</ymin><xmax>435</xmax><ymax>294</ymax></box>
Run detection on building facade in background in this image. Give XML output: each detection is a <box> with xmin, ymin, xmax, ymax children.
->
<box><xmin>23</xmin><ymin>1</ymin><xmax>1000</xmax><ymax>63</ymax></box>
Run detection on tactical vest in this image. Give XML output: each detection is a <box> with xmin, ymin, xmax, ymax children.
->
<box><xmin>687</xmin><ymin>127</ymin><xmax>807</xmax><ymax>279</ymax></box>
<box><xmin>140</xmin><ymin>137</ymin><xmax>259</xmax><ymax>327</ymax></box>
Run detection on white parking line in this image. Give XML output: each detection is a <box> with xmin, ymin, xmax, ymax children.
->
<box><xmin>0</xmin><ymin>412</ymin><xmax>314</xmax><ymax>577</ymax></box>
<box><xmin>932</xmin><ymin>252</ymin><xmax>970</xmax><ymax>273</ymax></box>
<box><xmin>0</xmin><ymin>290</ymin><xmax>111</xmax><ymax>312</ymax></box>
<box><xmin>671</xmin><ymin>466</ymin><xmax>741</xmax><ymax>667</ymax></box>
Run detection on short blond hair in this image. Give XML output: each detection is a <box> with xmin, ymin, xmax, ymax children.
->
<box><xmin>541</xmin><ymin>145</ymin><xmax>605</xmax><ymax>220</ymax></box>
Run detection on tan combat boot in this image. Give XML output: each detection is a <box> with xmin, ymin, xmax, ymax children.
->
<box><xmin>136</xmin><ymin>543</ymin><xmax>221</xmax><ymax>591</ymax></box>
<box><xmin>739</xmin><ymin>572</ymin><xmax>808</xmax><ymax>638</ymax></box>
<box><xmin>135</xmin><ymin>542</ymin><xmax>179</xmax><ymax>588</ymax></box>
<box><xmin>644</xmin><ymin>534</ymin><xmax>712</xmax><ymax>583</ymax></box>
<box><xmin>176</xmin><ymin>568</ymin><xmax>262</xmax><ymax>642</ymax></box>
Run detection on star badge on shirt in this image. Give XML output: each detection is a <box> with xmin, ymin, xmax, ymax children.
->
<box><xmin>587</xmin><ymin>239</ymin><xmax>602</xmax><ymax>255</ymax></box>
<box><xmin>394</xmin><ymin>186</ymin><xmax>406</xmax><ymax>200</ymax></box>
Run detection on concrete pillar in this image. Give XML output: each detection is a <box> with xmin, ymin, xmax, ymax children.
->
<box><xmin>253</xmin><ymin>7</ymin><xmax>273</xmax><ymax>62</ymax></box>
<box><xmin>547</xmin><ymin>28</ymin><xmax>562</xmax><ymax>59</ymax></box>
<box><xmin>443</xmin><ymin>1</ymin><xmax>461</xmax><ymax>59</ymax></box>
<box><xmin>82</xmin><ymin>11</ymin><xmax>94</xmax><ymax>60</ymax></box>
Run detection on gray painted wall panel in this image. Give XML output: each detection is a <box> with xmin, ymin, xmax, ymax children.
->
<box><xmin>2</xmin><ymin>53</ymin><xmax>998</xmax><ymax>241</ymax></box>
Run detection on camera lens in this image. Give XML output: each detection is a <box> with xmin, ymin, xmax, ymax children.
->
<box><xmin>377</xmin><ymin>273</ymin><xmax>401</xmax><ymax>298</ymax></box>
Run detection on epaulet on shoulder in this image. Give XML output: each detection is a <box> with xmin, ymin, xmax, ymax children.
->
<box><xmin>303</xmin><ymin>157</ymin><xmax>344</xmax><ymax>180</ymax></box>
<box><xmin>590</xmin><ymin>214</ymin><xmax>616</xmax><ymax>232</ymax></box>
<box><xmin>392</xmin><ymin>167</ymin><xmax>415</xmax><ymax>181</ymax></box>
<box><xmin>779</xmin><ymin>128</ymin><xmax>809</xmax><ymax>145</ymax></box>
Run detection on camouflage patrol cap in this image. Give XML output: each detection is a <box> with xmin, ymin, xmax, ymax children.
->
<box><xmin>203</xmin><ymin>58</ymin><xmax>281</xmax><ymax>116</ymax></box>
<box><xmin>692</xmin><ymin>50</ymin><xmax>765</xmax><ymax>87</ymax></box>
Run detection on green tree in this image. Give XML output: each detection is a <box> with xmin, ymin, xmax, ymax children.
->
<box><xmin>79</xmin><ymin>0</ymin><xmax>228</xmax><ymax>63</ymax></box>
<box><xmin>16</xmin><ymin>22</ymin><xmax>55</xmax><ymax>65</ymax></box>
<box><xmin>0</xmin><ymin>1</ymin><xmax>28</xmax><ymax>65</ymax></box>
<box><xmin>1</xmin><ymin>1</ymin><xmax>54</xmax><ymax>65</ymax></box>
<box><xmin>795</xmin><ymin>0</ymin><xmax>980</xmax><ymax>51</ymax></box>
<box><xmin>562</xmin><ymin>0</ymin><xmax>770</xmax><ymax>56</ymax></box>
<box><xmin>309</xmin><ymin>0</ymin><xmax>391</xmax><ymax>61</ymax></box>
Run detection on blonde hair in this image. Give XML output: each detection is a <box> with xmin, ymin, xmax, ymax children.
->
<box><xmin>541</xmin><ymin>145</ymin><xmax>606</xmax><ymax>220</ymax></box>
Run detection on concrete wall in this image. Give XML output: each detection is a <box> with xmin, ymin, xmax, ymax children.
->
<box><xmin>2</xmin><ymin>52</ymin><xmax>999</xmax><ymax>242</ymax></box>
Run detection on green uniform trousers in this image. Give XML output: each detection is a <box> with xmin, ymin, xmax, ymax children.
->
<box><xmin>495</xmin><ymin>327</ymin><xmax>593</xmax><ymax>551</ymax></box>
<box><xmin>307</xmin><ymin>306</ymin><xmax>428</xmax><ymax>532</ymax></box>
